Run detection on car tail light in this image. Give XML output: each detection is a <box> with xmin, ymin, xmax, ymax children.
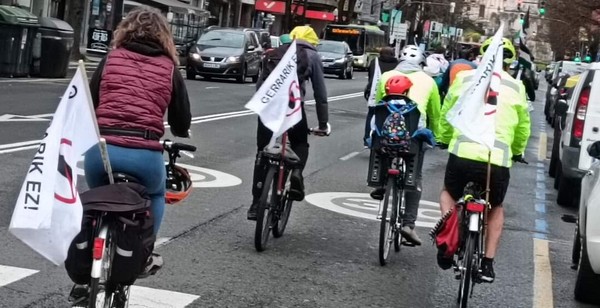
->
<box><xmin>571</xmin><ymin>87</ymin><xmax>590</xmax><ymax>147</ymax></box>
<box><xmin>93</xmin><ymin>238</ymin><xmax>105</xmax><ymax>260</ymax></box>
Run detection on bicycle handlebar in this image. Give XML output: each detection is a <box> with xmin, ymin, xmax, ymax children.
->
<box><xmin>162</xmin><ymin>140</ymin><xmax>197</xmax><ymax>153</ymax></box>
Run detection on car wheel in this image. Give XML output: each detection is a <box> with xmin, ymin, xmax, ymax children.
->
<box><xmin>572</xmin><ymin>225</ymin><xmax>581</xmax><ymax>267</ymax></box>
<box><xmin>554</xmin><ymin>161</ymin><xmax>561</xmax><ymax>190</ymax></box>
<box><xmin>574</xmin><ymin>236</ymin><xmax>600</xmax><ymax>304</ymax></box>
<box><xmin>549</xmin><ymin>124</ymin><xmax>560</xmax><ymax>178</ymax></box>
<box><xmin>202</xmin><ymin>75</ymin><xmax>212</xmax><ymax>81</ymax></box>
<box><xmin>345</xmin><ymin>65</ymin><xmax>353</xmax><ymax>79</ymax></box>
<box><xmin>186</xmin><ymin>68</ymin><xmax>196</xmax><ymax>80</ymax></box>
<box><xmin>237</xmin><ymin>65</ymin><xmax>247</xmax><ymax>83</ymax></box>
<box><xmin>252</xmin><ymin>66</ymin><xmax>261</xmax><ymax>83</ymax></box>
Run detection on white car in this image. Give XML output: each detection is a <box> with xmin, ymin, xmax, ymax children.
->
<box><xmin>572</xmin><ymin>141</ymin><xmax>600</xmax><ymax>304</ymax></box>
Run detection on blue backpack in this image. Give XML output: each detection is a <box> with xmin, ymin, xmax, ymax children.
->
<box><xmin>377</xmin><ymin>98</ymin><xmax>418</xmax><ymax>154</ymax></box>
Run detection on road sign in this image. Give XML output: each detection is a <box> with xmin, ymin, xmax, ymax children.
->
<box><xmin>430</xmin><ymin>21</ymin><xmax>443</xmax><ymax>33</ymax></box>
<box><xmin>389</xmin><ymin>9</ymin><xmax>403</xmax><ymax>41</ymax></box>
<box><xmin>456</xmin><ymin>28</ymin><xmax>463</xmax><ymax>37</ymax></box>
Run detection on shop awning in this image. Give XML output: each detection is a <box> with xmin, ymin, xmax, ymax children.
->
<box><xmin>255</xmin><ymin>0</ymin><xmax>285</xmax><ymax>14</ymax></box>
<box><xmin>149</xmin><ymin>0</ymin><xmax>208</xmax><ymax>15</ymax></box>
<box><xmin>305</xmin><ymin>10</ymin><xmax>335</xmax><ymax>21</ymax></box>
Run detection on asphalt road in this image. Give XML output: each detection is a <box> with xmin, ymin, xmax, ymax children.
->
<box><xmin>0</xmin><ymin>70</ymin><xmax>595</xmax><ymax>308</ymax></box>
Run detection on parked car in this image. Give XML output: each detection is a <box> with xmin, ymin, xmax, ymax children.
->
<box><xmin>316</xmin><ymin>40</ymin><xmax>354</xmax><ymax>80</ymax></box>
<box><xmin>186</xmin><ymin>28</ymin><xmax>262</xmax><ymax>83</ymax></box>
<box><xmin>246</xmin><ymin>28</ymin><xmax>271</xmax><ymax>50</ymax></box>
<box><xmin>571</xmin><ymin>141</ymin><xmax>600</xmax><ymax>305</ymax></box>
<box><xmin>546</xmin><ymin>62</ymin><xmax>557</xmax><ymax>82</ymax></box>
<box><xmin>552</xmin><ymin>63</ymin><xmax>600</xmax><ymax>207</ymax></box>
<box><xmin>545</xmin><ymin>61</ymin><xmax>588</xmax><ymax>122</ymax></box>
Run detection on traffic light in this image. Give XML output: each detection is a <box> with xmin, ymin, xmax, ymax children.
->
<box><xmin>519</xmin><ymin>13</ymin><xmax>525</xmax><ymax>24</ymax></box>
<box><xmin>539</xmin><ymin>0</ymin><xmax>546</xmax><ymax>16</ymax></box>
<box><xmin>575</xmin><ymin>52</ymin><xmax>582</xmax><ymax>62</ymax></box>
<box><xmin>517</xmin><ymin>0</ymin><xmax>523</xmax><ymax>11</ymax></box>
<box><xmin>585</xmin><ymin>55</ymin><xmax>592</xmax><ymax>62</ymax></box>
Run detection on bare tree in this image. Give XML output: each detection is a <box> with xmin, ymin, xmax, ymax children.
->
<box><xmin>337</xmin><ymin>0</ymin><xmax>359</xmax><ymax>24</ymax></box>
<box><xmin>65</xmin><ymin>0</ymin><xmax>84</xmax><ymax>60</ymax></box>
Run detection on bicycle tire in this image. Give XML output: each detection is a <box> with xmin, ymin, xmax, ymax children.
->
<box><xmin>88</xmin><ymin>233</ymin><xmax>114</xmax><ymax>308</ymax></box>
<box><xmin>273</xmin><ymin>175</ymin><xmax>293</xmax><ymax>238</ymax></box>
<box><xmin>255</xmin><ymin>167</ymin><xmax>276</xmax><ymax>252</ymax></box>
<box><xmin>378</xmin><ymin>177</ymin><xmax>395</xmax><ymax>266</ymax></box>
<box><xmin>456</xmin><ymin>232</ymin><xmax>476</xmax><ymax>308</ymax></box>
<box><xmin>393</xmin><ymin>187</ymin><xmax>404</xmax><ymax>252</ymax></box>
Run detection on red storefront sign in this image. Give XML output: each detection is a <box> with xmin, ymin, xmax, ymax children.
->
<box><xmin>255</xmin><ymin>0</ymin><xmax>285</xmax><ymax>14</ymax></box>
<box><xmin>255</xmin><ymin>0</ymin><xmax>334</xmax><ymax>21</ymax></box>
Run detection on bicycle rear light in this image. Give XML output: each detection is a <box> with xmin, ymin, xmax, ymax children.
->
<box><xmin>388</xmin><ymin>169</ymin><xmax>400</xmax><ymax>176</ymax></box>
<box><xmin>466</xmin><ymin>201</ymin><xmax>485</xmax><ymax>213</ymax></box>
<box><xmin>93</xmin><ymin>238</ymin><xmax>105</xmax><ymax>260</ymax></box>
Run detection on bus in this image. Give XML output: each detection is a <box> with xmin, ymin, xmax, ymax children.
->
<box><xmin>322</xmin><ymin>24</ymin><xmax>386</xmax><ymax>70</ymax></box>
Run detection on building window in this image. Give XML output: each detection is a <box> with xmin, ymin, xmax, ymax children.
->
<box><xmin>478</xmin><ymin>4</ymin><xmax>485</xmax><ymax>18</ymax></box>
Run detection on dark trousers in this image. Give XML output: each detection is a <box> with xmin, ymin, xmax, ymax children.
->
<box><xmin>363</xmin><ymin>106</ymin><xmax>375</xmax><ymax>144</ymax></box>
<box><xmin>252</xmin><ymin>107</ymin><xmax>309</xmax><ymax>201</ymax></box>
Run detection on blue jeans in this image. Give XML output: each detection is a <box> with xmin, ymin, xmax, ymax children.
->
<box><xmin>84</xmin><ymin>144</ymin><xmax>166</xmax><ymax>235</ymax></box>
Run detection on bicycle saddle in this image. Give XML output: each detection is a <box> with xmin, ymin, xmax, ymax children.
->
<box><xmin>263</xmin><ymin>144</ymin><xmax>301</xmax><ymax>166</ymax></box>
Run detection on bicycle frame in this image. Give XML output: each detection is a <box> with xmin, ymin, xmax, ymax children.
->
<box><xmin>275</xmin><ymin>132</ymin><xmax>289</xmax><ymax>196</ymax></box>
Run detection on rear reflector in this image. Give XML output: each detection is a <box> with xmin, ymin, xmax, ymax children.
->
<box><xmin>93</xmin><ymin>238</ymin><xmax>105</xmax><ymax>260</ymax></box>
<box><xmin>388</xmin><ymin>169</ymin><xmax>400</xmax><ymax>176</ymax></box>
<box><xmin>466</xmin><ymin>201</ymin><xmax>485</xmax><ymax>213</ymax></box>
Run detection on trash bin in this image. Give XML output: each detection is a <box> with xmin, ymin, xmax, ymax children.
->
<box><xmin>0</xmin><ymin>5</ymin><xmax>39</xmax><ymax>77</ymax></box>
<box><xmin>32</xmin><ymin>17</ymin><xmax>74</xmax><ymax>78</ymax></box>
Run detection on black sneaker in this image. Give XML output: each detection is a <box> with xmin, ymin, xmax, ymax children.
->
<box><xmin>370</xmin><ymin>187</ymin><xmax>385</xmax><ymax>200</ymax></box>
<box><xmin>289</xmin><ymin>169</ymin><xmax>305</xmax><ymax>201</ymax></box>
<box><xmin>480</xmin><ymin>260</ymin><xmax>495</xmax><ymax>283</ymax></box>
<box><xmin>138</xmin><ymin>253</ymin><xmax>163</xmax><ymax>279</ymax></box>
<box><xmin>247</xmin><ymin>201</ymin><xmax>259</xmax><ymax>221</ymax></box>
<box><xmin>68</xmin><ymin>284</ymin><xmax>89</xmax><ymax>307</ymax></box>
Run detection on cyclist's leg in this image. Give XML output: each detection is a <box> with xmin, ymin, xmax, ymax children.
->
<box><xmin>363</xmin><ymin>106</ymin><xmax>375</xmax><ymax>146</ymax></box>
<box><xmin>439</xmin><ymin>154</ymin><xmax>465</xmax><ymax>214</ymax></box>
<box><xmin>249</xmin><ymin>119</ymin><xmax>273</xmax><ymax>219</ymax></box>
<box><xmin>84</xmin><ymin>144</ymin><xmax>165</xmax><ymax>234</ymax></box>
<box><xmin>288</xmin><ymin>106</ymin><xmax>309</xmax><ymax>200</ymax></box>
<box><xmin>402</xmin><ymin>147</ymin><xmax>425</xmax><ymax>244</ymax></box>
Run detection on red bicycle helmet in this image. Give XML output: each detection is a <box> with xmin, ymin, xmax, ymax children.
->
<box><xmin>385</xmin><ymin>75</ymin><xmax>413</xmax><ymax>96</ymax></box>
<box><xmin>165</xmin><ymin>164</ymin><xmax>193</xmax><ymax>205</ymax></box>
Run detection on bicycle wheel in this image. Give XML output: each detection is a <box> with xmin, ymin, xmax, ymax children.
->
<box><xmin>254</xmin><ymin>167</ymin><xmax>276</xmax><ymax>252</ymax></box>
<box><xmin>378</xmin><ymin>177</ymin><xmax>396</xmax><ymax>266</ymax></box>
<box><xmin>456</xmin><ymin>232</ymin><xmax>477</xmax><ymax>308</ymax></box>
<box><xmin>273</xmin><ymin>170</ymin><xmax>293</xmax><ymax>238</ymax></box>
<box><xmin>394</xmin><ymin>188</ymin><xmax>404</xmax><ymax>252</ymax></box>
<box><xmin>88</xmin><ymin>228</ymin><xmax>115</xmax><ymax>308</ymax></box>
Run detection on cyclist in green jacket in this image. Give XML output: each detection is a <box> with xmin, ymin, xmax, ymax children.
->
<box><xmin>437</xmin><ymin>37</ymin><xmax>531</xmax><ymax>283</ymax></box>
<box><xmin>370</xmin><ymin>45</ymin><xmax>441</xmax><ymax>245</ymax></box>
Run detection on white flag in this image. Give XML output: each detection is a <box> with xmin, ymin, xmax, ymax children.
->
<box><xmin>245</xmin><ymin>41</ymin><xmax>302</xmax><ymax>142</ymax></box>
<box><xmin>367</xmin><ymin>58</ymin><xmax>381</xmax><ymax>107</ymax></box>
<box><xmin>9</xmin><ymin>62</ymin><xmax>100</xmax><ymax>265</ymax></box>
<box><xmin>447</xmin><ymin>24</ymin><xmax>505</xmax><ymax>150</ymax></box>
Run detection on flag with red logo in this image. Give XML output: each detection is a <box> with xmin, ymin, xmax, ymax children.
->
<box><xmin>245</xmin><ymin>41</ymin><xmax>301</xmax><ymax>145</ymax></box>
<box><xmin>446</xmin><ymin>24</ymin><xmax>504</xmax><ymax>150</ymax></box>
<box><xmin>9</xmin><ymin>62</ymin><xmax>100</xmax><ymax>265</ymax></box>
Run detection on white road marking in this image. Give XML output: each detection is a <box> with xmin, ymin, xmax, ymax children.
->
<box><xmin>339</xmin><ymin>151</ymin><xmax>361</xmax><ymax>161</ymax></box>
<box><xmin>533</xmin><ymin>238</ymin><xmax>554</xmax><ymax>308</ymax></box>
<box><xmin>128</xmin><ymin>286</ymin><xmax>199</xmax><ymax>307</ymax></box>
<box><xmin>0</xmin><ymin>113</ymin><xmax>53</xmax><ymax>122</ymax></box>
<box><xmin>538</xmin><ymin>132</ymin><xmax>547</xmax><ymax>161</ymax></box>
<box><xmin>305</xmin><ymin>192</ymin><xmax>441</xmax><ymax>228</ymax></box>
<box><xmin>155</xmin><ymin>237</ymin><xmax>172</xmax><ymax>248</ymax></box>
<box><xmin>179</xmin><ymin>163</ymin><xmax>242</xmax><ymax>188</ymax></box>
<box><xmin>205</xmin><ymin>86</ymin><xmax>220</xmax><ymax>89</ymax></box>
<box><xmin>0</xmin><ymin>265</ymin><xmax>38</xmax><ymax>288</ymax></box>
<box><xmin>0</xmin><ymin>78</ymin><xmax>70</xmax><ymax>83</ymax></box>
<box><xmin>0</xmin><ymin>92</ymin><xmax>364</xmax><ymax>154</ymax></box>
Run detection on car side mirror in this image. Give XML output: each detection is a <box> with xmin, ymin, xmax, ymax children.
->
<box><xmin>587</xmin><ymin>141</ymin><xmax>600</xmax><ymax>159</ymax></box>
<box><xmin>247</xmin><ymin>45</ymin><xmax>256</xmax><ymax>51</ymax></box>
<box><xmin>555</xmin><ymin>99</ymin><xmax>569</xmax><ymax>116</ymax></box>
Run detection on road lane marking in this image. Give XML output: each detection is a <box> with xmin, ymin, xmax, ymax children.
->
<box><xmin>155</xmin><ymin>237</ymin><xmax>172</xmax><ymax>248</ymax></box>
<box><xmin>0</xmin><ymin>92</ymin><xmax>364</xmax><ymax>154</ymax></box>
<box><xmin>178</xmin><ymin>163</ymin><xmax>242</xmax><ymax>187</ymax></box>
<box><xmin>339</xmin><ymin>151</ymin><xmax>361</xmax><ymax>161</ymax></box>
<box><xmin>205</xmin><ymin>86</ymin><xmax>220</xmax><ymax>89</ymax></box>
<box><xmin>533</xmin><ymin>238</ymin><xmax>554</xmax><ymax>308</ymax></box>
<box><xmin>128</xmin><ymin>286</ymin><xmax>199</xmax><ymax>307</ymax></box>
<box><xmin>0</xmin><ymin>265</ymin><xmax>38</xmax><ymax>287</ymax></box>
<box><xmin>538</xmin><ymin>132</ymin><xmax>547</xmax><ymax>161</ymax></box>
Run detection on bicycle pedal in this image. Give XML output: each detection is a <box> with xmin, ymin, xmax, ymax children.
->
<box><xmin>401</xmin><ymin>241</ymin><xmax>416</xmax><ymax>247</ymax></box>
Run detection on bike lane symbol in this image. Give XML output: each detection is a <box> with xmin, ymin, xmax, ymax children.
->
<box><xmin>75</xmin><ymin>162</ymin><xmax>241</xmax><ymax>188</ymax></box>
<box><xmin>305</xmin><ymin>192</ymin><xmax>441</xmax><ymax>228</ymax></box>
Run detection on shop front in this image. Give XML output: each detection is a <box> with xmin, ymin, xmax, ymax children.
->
<box><xmin>254</xmin><ymin>0</ymin><xmax>334</xmax><ymax>35</ymax></box>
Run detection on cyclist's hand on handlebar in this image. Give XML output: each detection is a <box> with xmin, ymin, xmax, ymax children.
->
<box><xmin>437</xmin><ymin>143</ymin><xmax>449</xmax><ymax>150</ymax></box>
<box><xmin>310</xmin><ymin>123</ymin><xmax>331</xmax><ymax>136</ymax></box>
<box><xmin>512</xmin><ymin>154</ymin><xmax>529</xmax><ymax>164</ymax></box>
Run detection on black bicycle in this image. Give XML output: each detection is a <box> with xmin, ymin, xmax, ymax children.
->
<box><xmin>80</xmin><ymin>140</ymin><xmax>196</xmax><ymax>308</ymax></box>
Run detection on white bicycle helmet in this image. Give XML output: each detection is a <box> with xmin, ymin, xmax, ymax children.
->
<box><xmin>400</xmin><ymin>45</ymin><xmax>426</xmax><ymax>66</ymax></box>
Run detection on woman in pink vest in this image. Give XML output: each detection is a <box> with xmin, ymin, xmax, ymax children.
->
<box><xmin>83</xmin><ymin>6</ymin><xmax>191</xmax><ymax>285</ymax></box>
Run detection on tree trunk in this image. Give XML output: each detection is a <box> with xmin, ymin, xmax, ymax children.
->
<box><xmin>65</xmin><ymin>0</ymin><xmax>84</xmax><ymax>61</ymax></box>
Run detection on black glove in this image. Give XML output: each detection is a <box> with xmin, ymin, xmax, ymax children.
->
<box><xmin>512</xmin><ymin>154</ymin><xmax>529</xmax><ymax>164</ymax></box>
<box><xmin>437</xmin><ymin>143</ymin><xmax>449</xmax><ymax>150</ymax></box>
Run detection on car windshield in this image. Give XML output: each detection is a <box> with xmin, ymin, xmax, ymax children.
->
<box><xmin>561</xmin><ymin>62</ymin><xmax>588</xmax><ymax>75</ymax></box>
<box><xmin>317</xmin><ymin>42</ymin><xmax>345</xmax><ymax>55</ymax></box>
<box><xmin>198</xmin><ymin>31</ymin><xmax>244</xmax><ymax>48</ymax></box>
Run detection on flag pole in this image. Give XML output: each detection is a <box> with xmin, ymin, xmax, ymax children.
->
<box><xmin>78</xmin><ymin>60</ymin><xmax>114</xmax><ymax>185</ymax></box>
